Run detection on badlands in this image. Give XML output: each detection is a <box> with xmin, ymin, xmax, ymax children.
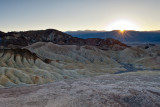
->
<box><xmin>0</xmin><ymin>29</ymin><xmax>159</xmax><ymax>107</ymax></box>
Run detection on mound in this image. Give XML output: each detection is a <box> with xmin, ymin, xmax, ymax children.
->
<box><xmin>25</xmin><ymin>42</ymin><xmax>120</xmax><ymax>64</ymax></box>
<box><xmin>106</xmin><ymin>45</ymin><xmax>160</xmax><ymax>69</ymax></box>
<box><xmin>85</xmin><ymin>38</ymin><xmax>128</xmax><ymax>50</ymax></box>
<box><xmin>0</xmin><ymin>48</ymin><xmax>124</xmax><ymax>88</ymax></box>
<box><xmin>118</xmin><ymin>47</ymin><xmax>147</xmax><ymax>63</ymax></box>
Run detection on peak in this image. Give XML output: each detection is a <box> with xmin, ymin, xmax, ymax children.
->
<box><xmin>0</xmin><ymin>31</ymin><xmax>4</xmax><ymax>34</ymax></box>
<box><xmin>0</xmin><ymin>29</ymin><xmax>73</xmax><ymax>48</ymax></box>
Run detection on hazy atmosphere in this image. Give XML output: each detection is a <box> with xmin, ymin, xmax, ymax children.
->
<box><xmin>1</xmin><ymin>0</ymin><xmax>160</xmax><ymax>32</ymax></box>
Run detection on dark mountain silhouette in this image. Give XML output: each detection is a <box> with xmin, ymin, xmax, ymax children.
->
<box><xmin>0</xmin><ymin>29</ymin><xmax>127</xmax><ymax>50</ymax></box>
<box><xmin>66</xmin><ymin>30</ymin><xmax>160</xmax><ymax>43</ymax></box>
<box><xmin>0</xmin><ymin>29</ymin><xmax>85</xmax><ymax>47</ymax></box>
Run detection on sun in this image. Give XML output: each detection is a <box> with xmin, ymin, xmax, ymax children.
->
<box><xmin>120</xmin><ymin>29</ymin><xmax>125</xmax><ymax>32</ymax></box>
<box><xmin>106</xmin><ymin>20</ymin><xmax>138</xmax><ymax>31</ymax></box>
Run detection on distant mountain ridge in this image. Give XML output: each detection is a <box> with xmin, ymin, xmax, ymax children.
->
<box><xmin>0</xmin><ymin>29</ymin><xmax>127</xmax><ymax>50</ymax></box>
<box><xmin>66</xmin><ymin>30</ymin><xmax>160</xmax><ymax>43</ymax></box>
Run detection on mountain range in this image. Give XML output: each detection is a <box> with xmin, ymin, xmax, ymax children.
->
<box><xmin>0</xmin><ymin>29</ymin><xmax>127</xmax><ymax>50</ymax></box>
<box><xmin>66</xmin><ymin>30</ymin><xmax>160</xmax><ymax>44</ymax></box>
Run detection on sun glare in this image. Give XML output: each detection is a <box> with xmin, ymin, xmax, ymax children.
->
<box><xmin>118</xmin><ymin>30</ymin><xmax>125</xmax><ymax>35</ymax></box>
<box><xmin>106</xmin><ymin>20</ymin><xmax>138</xmax><ymax>31</ymax></box>
<box><xmin>120</xmin><ymin>29</ymin><xmax>125</xmax><ymax>32</ymax></box>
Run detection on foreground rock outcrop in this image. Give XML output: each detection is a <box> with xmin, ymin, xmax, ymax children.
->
<box><xmin>0</xmin><ymin>72</ymin><xmax>159</xmax><ymax>107</ymax></box>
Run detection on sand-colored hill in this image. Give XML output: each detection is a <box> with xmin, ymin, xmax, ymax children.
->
<box><xmin>25</xmin><ymin>42</ymin><xmax>120</xmax><ymax>64</ymax></box>
<box><xmin>0</xmin><ymin>48</ymin><xmax>124</xmax><ymax>88</ymax></box>
<box><xmin>0</xmin><ymin>41</ymin><xmax>159</xmax><ymax>88</ymax></box>
<box><xmin>106</xmin><ymin>45</ymin><xmax>160</xmax><ymax>69</ymax></box>
<box><xmin>26</xmin><ymin>42</ymin><xmax>160</xmax><ymax>69</ymax></box>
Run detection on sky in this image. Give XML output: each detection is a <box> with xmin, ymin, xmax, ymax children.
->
<box><xmin>0</xmin><ymin>0</ymin><xmax>160</xmax><ymax>32</ymax></box>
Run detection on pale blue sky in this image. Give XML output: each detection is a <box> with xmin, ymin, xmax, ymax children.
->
<box><xmin>0</xmin><ymin>0</ymin><xmax>160</xmax><ymax>32</ymax></box>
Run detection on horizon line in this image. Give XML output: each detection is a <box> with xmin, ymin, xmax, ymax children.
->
<box><xmin>1</xmin><ymin>29</ymin><xmax>160</xmax><ymax>33</ymax></box>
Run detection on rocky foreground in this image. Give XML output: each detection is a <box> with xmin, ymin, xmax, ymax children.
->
<box><xmin>0</xmin><ymin>72</ymin><xmax>159</xmax><ymax>107</ymax></box>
